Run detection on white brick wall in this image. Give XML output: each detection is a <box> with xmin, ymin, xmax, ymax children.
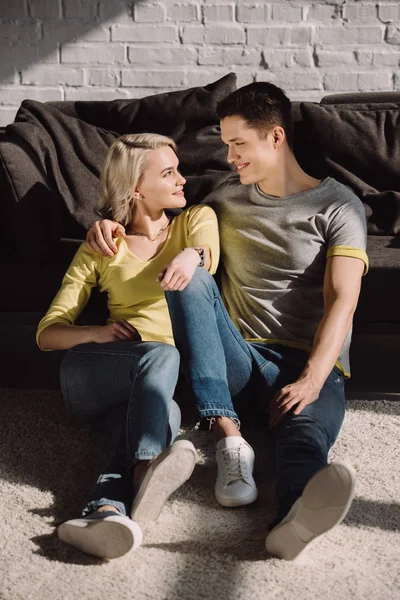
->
<box><xmin>1</xmin><ymin>1</ymin><xmax>400</xmax><ymax>126</ymax></box>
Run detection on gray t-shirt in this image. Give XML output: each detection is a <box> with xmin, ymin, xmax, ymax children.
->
<box><xmin>204</xmin><ymin>176</ymin><xmax>368</xmax><ymax>376</ymax></box>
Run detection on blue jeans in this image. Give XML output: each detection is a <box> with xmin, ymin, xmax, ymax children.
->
<box><xmin>166</xmin><ymin>269</ymin><xmax>346</xmax><ymax>519</ymax></box>
<box><xmin>60</xmin><ymin>340</ymin><xmax>181</xmax><ymax>516</ymax></box>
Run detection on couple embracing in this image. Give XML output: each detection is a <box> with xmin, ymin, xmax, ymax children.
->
<box><xmin>37</xmin><ymin>82</ymin><xmax>368</xmax><ymax>561</ymax></box>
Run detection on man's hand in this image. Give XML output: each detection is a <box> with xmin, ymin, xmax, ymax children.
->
<box><xmin>86</xmin><ymin>219</ymin><xmax>126</xmax><ymax>257</ymax></box>
<box><xmin>269</xmin><ymin>377</ymin><xmax>322</xmax><ymax>429</ymax></box>
<box><xmin>158</xmin><ymin>248</ymin><xmax>200</xmax><ymax>291</ymax></box>
<box><xmin>92</xmin><ymin>320</ymin><xmax>141</xmax><ymax>344</ymax></box>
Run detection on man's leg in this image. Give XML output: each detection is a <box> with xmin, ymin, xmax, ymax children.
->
<box><xmin>166</xmin><ymin>268</ymin><xmax>261</xmax><ymax>506</ymax></box>
<box><xmin>257</xmin><ymin>348</ymin><xmax>355</xmax><ymax>559</ymax></box>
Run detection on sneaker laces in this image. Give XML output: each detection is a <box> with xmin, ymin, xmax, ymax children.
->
<box><xmin>221</xmin><ymin>446</ymin><xmax>246</xmax><ymax>486</ymax></box>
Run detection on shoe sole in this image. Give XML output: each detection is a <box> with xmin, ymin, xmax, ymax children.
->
<box><xmin>131</xmin><ymin>440</ymin><xmax>197</xmax><ymax>523</ymax></box>
<box><xmin>265</xmin><ymin>461</ymin><xmax>356</xmax><ymax>560</ymax></box>
<box><xmin>58</xmin><ymin>516</ymin><xmax>142</xmax><ymax>559</ymax></box>
<box><xmin>216</xmin><ymin>487</ymin><xmax>258</xmax><ymax>507</ymax></box>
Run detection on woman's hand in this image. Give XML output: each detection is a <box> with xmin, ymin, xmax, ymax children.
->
<box><xmin>92</xmin><ymin>320</ymin><xmax>141</xmax><ymax>343</ymax></box>
<box><xmin>158</xmin><ymin>248</ymin><xmax>201</xmax><ymax>291</ymax></box>
<box><xmin>86</xmin><ymin>220</ymin><xmax>126</xmax><ymax>257</ymax></box>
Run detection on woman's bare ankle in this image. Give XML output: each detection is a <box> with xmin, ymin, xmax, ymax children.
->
<box><xmin>95</xmin><ymin>505</ymin><xmax>121</xmax><ymax>515</ymax></box>
<box><xmin>211</xmin><ymin>416</ymin><xmax>241</xmax><ymax>442</ymax></box>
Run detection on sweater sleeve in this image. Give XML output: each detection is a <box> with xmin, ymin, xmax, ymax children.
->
<box><xmin>185</xmin><ymin>205</ymin><xmax>220</xmax><ymax>274</ymax></box>
<box><xmin>36</xmin><ymin>243</ymin><xmax>100</xmax><ymax>350</ymax></box>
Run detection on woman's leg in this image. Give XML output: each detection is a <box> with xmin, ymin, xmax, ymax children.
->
<box><xmin>165</xmin><ymin>269</ymin><xmax>263</xmax><ymax>507</ymax></box>
<box><xmin>61</xmin><ymin>340</ymin><xmax>182</xmax><ymax>516</ymax></box>
<box><xmin>58</xmin><ymin>341</ymin><xmax>196</xmax><ymax>558</ymax></box>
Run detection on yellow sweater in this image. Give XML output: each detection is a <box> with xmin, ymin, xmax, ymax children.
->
<box><xmin>37</xmin><ymin>205</ymin><xmax>219</xmax><ymax>348</ymax></box>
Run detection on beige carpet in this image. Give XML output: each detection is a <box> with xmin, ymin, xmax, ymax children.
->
<box><xmin>0</xmin><ymin>388</ymin><xmax>399</xmax><ymax>600</ymax></box>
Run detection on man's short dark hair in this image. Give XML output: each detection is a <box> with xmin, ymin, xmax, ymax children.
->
<box><xmin>216</xmin><ymin>82</ymin><xmax>294</xmax><ymax>149</ymax></box>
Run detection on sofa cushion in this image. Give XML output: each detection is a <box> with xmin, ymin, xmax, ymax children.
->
<box><xmin>0</xmin><ymin>238</ymin><xmax>108</xmax><ymax>321</ymax></box>
<box><xmin>1</xmin><ymin>109</ymin><xmax>116</xmax><ymax>258</ymax></box>
<box><xmin>0</xmin><ymin>136</ymin><xmax>64</xmax><ymax>259</ymax></box>
<box><xmin>0</xmin><ymin>74</ymin><xmax>236</xmax><ymax>260</ymax></box>
<box><xmin>58</xmin><ymin>73</ymin><xmax>237</xmax><ymax>136</ymax></box>
<box><xmin>300</xmin><ymin>102</ymin><xmax>400</xmax><ymax>236</ymax></box>
<box><xmin>354</xmin><ymin>235</ymin><xmax>400</xmax><ymax>326</ymax></box>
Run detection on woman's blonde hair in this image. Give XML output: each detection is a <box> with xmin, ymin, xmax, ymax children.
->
<box><xmin>96</xmin><ymin>133</ymin><xmax>177</xmax><ymax>225</ymax></box>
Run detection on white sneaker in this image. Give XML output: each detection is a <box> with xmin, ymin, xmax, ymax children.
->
<box><xmin>215</xmin><ymin>436</ymin><xmax>258</xmax><ymax>507</ymax></box>
<box><xmin>265</xmin><ymin>461</ymin><xmax>356</xmax><ymax>560</ymax></box>
<box><xmin>130</xmin><ymin>440</ymin><xmax>197</xmax><ymax>523</ymax></box>
<box><xmin>58</xmin><ymin>511</ymin><xmax>142</xmax><ymax>559</ymax></box>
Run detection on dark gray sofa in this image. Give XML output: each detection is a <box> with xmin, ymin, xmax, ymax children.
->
<box><xmin>0</xmin><ymin>74</ymin><xmax>399</xmax><ymax>392</ymax></box>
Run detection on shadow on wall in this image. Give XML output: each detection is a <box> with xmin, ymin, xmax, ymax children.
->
<box><xmin>0</xmin><ymin>0</ymin><xmax>146</xmax><ymax>84</ymax></box>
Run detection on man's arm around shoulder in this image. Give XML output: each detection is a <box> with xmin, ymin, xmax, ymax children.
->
<box><xmin>86</xmin><ymin>220</ymin><xmax>126</xmax><ymax>256</ymax></box>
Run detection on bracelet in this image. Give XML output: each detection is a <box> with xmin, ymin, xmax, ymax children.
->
<box><xmin>183</xmin><ymin>247</ymin><xmax>205</xmax><ymax>267</ymax></box>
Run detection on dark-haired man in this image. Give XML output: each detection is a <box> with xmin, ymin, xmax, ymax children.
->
<box><xmin>86</xmin><ymin>82</ymin><xmax>368</xmax><ymax>560</ymax></box>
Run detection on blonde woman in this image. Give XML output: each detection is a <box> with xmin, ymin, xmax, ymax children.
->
<box><xmin>37</xmin><ymin>133</ymin><xmax>219</xmax><ymax>560</ymax></box>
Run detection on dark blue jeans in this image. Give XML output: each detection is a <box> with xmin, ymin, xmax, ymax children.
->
<box><xmin>166</xmin><ymin>269</ymin><xmax>346</xmax><ymax>519</ymax></box>
<box><xmin>60</xmin><ymin>340</ymin><xmax>181</xmax><ymax>516</ymax></box>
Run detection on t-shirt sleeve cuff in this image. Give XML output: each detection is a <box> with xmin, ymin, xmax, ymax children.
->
<box><xmin>326</xmin><ymin>245</ymin><xmax>369</xmax><ymax>275</ymax></box>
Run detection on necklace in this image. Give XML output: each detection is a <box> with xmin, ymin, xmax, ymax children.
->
<box><xmin>127</xmin><ymin>217</ymin><xmax>171</xmax><ymax>242</ymax></box>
